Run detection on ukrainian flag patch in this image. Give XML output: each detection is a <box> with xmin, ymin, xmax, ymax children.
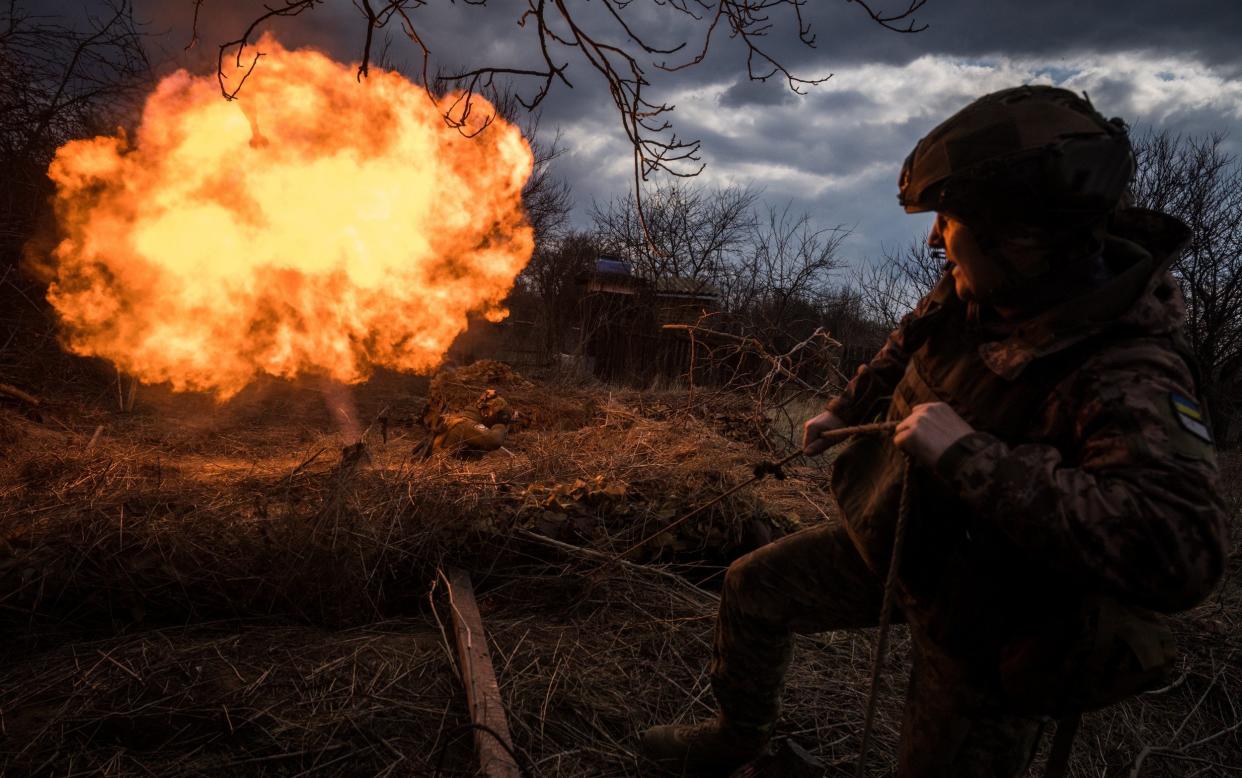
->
<box><xmin>1170</xmin><ymin>392</ymin><xmax>1212</xmax><ymax>443</ymax></box>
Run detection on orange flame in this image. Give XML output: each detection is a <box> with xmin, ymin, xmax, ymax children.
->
<box><xmin>43</xmin><ymin>36</ymin><xmax>534</xmax><ymax>398</ymax></box>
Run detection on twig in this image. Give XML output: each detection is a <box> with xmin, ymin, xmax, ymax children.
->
<box><xmin>516</xmin><ymin>529</ymin><xmax>717</xmax><ymax>603</ymax></box>
<box><xmin>1130</xmin><ymin>664</ymin><xmax>1232</xmax><ymax>777</ymax></box>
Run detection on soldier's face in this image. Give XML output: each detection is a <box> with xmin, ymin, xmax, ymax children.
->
<box><xmin>929</xmin><ymin>214</ymin><xmax>1008</xmax><ymax>302</ymax></box>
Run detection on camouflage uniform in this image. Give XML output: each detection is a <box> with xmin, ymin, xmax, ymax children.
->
<box><xmin>710</xmin><ymin>208</ymin><xmax>1230</xmax><ymax>776</ymax></box>
<box><xmin>430</xmin><ymin>391</ymin><xmax>511</xmax><ymax>454</ymax></box>
<box><xmin>432</xmin><ymin>409</ymin><xmax>508</xmax><ymax>453</ymax></box>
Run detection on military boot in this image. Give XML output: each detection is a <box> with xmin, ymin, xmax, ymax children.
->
<box><xmin>639</xmin><ymin>715</ymin><xmax>769</xmax><ymax>775</ymax></box>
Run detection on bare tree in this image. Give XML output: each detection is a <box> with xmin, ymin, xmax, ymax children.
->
<box><xmin>591</xmin><ymin>181</ymin><xmax>759</xmax><ymax>282</ymax></box>
<box><xmin>1131</xmin><ymin>129</ymin><xmax>1242</xmax><ymax>444</ymax></box>
<box><xmin>854</xmin><ymin>236</ymin><xmax>944</xmax><ymax>330</ymax></box>
<box><xmin>721</xmin><ymin>203</ymin><xmax>849</xmax><ymax>341</ymax></box>
<box><xmin>199</xmin><ymin>1</ymin><xmax>930</xmax><ymax>185</ymax></box>
<box><xmin>0</xmin><ymin>0</ymin><xmax>152</xmax><ymax>263</ymax></box>
<box><xmin>588</xmin><ymin>179</ymin><xmax>861</xmax><ymax>389</ymax></box>
<box><xmin>593</xmin><ymin>184</ymin><xmax>848</xmax><ymax>340</ymax></box>
<box><xmin>520</xmin><ymin>230</ymin><xmax>599</xmax><ymax>352</ymax></box>
<box><xmin>455</xmin><ymin>85</ymin><xmax>573</xmax><ymax>251</ymax></box>
<box><xmin>521</xmin><ymin>130</ymin><xmax>572</xmax><ymax>250</ymax></box>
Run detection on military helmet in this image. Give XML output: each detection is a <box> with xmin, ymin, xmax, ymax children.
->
<box><xmin>476</xmin><ymin>390</ymin><xmax>512</xmax><ymax>426</ymax></box>
<box><xmin>898</xmin><ymin>86</ymin><xmax>1134</xmax><ymax>224</ymax></box>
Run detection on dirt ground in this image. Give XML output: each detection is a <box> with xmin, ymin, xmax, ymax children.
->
<box><xmin>1</xmin><ymin>363</ymin><xmax>1239</xmax><ymax>777</ymax></box>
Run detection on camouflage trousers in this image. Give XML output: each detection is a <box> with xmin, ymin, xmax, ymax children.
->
<box><xmin>711</xmin><ymin>523</ymin><xmax>1045</xmax><ymax>778</ymax></box>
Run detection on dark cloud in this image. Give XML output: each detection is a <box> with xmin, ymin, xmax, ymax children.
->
<box><xmin>1079</xmin><ymin>76</ymin><xmax>1144</xmax><ymax>117</ymax></box>
<box><xmin>718</xmin><ymin>77</ymin><xmax>800</xmax><ymax>108</ymax></box>
<box><xmin>814</xmin><ymin>88</ymin><xmax>880</xmax><ymax>113</ymax></box>
<box><xmin>682</xmin><ymin>108</ymin><xmax>919</xmax><ymax>181</ymax></box>
<box><xmin>779</xmin><ymin>0</ymin><xmax>1242</xmax><ymax>69</ymax></box>
<box><xmin>35</xmin><ymin>1</ymin><xmax>1242</xmax><ymax>262</ymax></box>
<box><xmin>58</xmin><ymin>1</ymin><xmax>1242</xmax><ymax>98</ymax></box>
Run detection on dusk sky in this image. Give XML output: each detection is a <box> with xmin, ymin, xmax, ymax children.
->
<box><xmin>66</xmin><ymin>0</ymin><xmax>1242</xmax><ymax>268</ymax></box>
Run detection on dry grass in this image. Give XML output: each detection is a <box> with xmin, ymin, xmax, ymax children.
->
<box><xmin>0</xmin><ymin>365</ymin><xmax>825</xmax><ymax>775</ymax></box>
<box><xmin>0</xmin><ymin>366</ymin><xmax>1238</xmax><ymax>777</ymax></box>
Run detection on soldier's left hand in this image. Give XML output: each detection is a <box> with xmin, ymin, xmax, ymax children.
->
<box><xmin>893</xmin><ymin>402</ymin><xmax>975</xmax><ymax>467</ymax></box>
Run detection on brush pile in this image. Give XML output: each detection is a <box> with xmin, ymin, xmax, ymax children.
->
<box><xmin>1</xmin><ymin>362</ymin><xmax>1238</xmax><ymax>776</ymax></box>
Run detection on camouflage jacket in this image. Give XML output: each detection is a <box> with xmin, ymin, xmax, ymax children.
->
<box><xmin>828</xmin><ymin>209</ymin><xmax>1229</xmax><ymax>621</ymax></box>
<box><xmin>432</xmin><ymin>407</ymin><xmax>508</xmax><ymax>453</ymax></box>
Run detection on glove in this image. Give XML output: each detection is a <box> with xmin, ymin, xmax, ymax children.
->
<box><xmin>802</xmin><ymin>409</ymin><xmax>845</xmax><ymax>456</ymax></box>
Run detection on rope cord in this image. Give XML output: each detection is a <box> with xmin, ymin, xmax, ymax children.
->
<box><xmin>855</xmin><ymin>454</ymin><xmax>913</xmax><ymax>778</ymax></box>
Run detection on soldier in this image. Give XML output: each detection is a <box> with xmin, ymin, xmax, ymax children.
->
<box><xmin>640</xmin><ymin>86</ymin><xmax>1230</xmax><ymax>776</ymax></box>
<box><xmin>421</xmin><ymin>389</ymin><xmax>513</xmax><ymax>456</ymax></box>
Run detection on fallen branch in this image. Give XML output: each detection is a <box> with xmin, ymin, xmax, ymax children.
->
<box><xmin>445</xmin><ymin>567</ymin><xmax>522</xmax><ymax>778</ymax></box>
<box><xmin>0</xmin><ymin>382</ymin><xmax>40</xmax><ymax>407</ymax></box>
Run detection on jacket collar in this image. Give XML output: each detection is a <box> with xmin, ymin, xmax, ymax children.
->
<box><xmin>974</xmin><ymin>209</ymin><xmax>1192</xmax><ymax>379</ymax></box>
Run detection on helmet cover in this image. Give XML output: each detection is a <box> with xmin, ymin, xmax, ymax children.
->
<box><xmin>899</xmin><ymin>86</ymin><xmax>1134</xmax><ymax>225</ymax></box>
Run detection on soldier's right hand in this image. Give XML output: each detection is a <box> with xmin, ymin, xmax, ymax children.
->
<box><xmin>802</xmin><ymin>410</ymin><xmax>845</xmax><ymax>457</ymax></box>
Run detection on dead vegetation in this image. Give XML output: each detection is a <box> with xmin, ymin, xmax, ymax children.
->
<box><xmin>0</xmin><ymin>364</ymin><xmax>1238</xmax><ymax>776</ymax></box>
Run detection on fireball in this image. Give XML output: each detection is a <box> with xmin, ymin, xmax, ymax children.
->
<box><xmin>43</xmin><ymin>35</ymin><xmax>534</xmax><ymax>398</ymax></box>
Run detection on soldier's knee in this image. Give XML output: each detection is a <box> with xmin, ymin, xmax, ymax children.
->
<box><xmin>722</xmin><ymin>550</ymin><xmax>765</xmax><ymax>606</ymax></box>
<box><xmin>721</xmin><ymin>556</ymin><xmax>745</xmax><ymax>597</ymax></box>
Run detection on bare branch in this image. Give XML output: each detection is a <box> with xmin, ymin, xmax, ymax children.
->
<box><xmin>848</xmin><ymin>0</ymin><xmax>929</xmax><ymax>33</ymax></box>
<box><xmin>200</xmin><ymin>0</ymin><xmax>931</xmax><ymax>179</ymax></box>
<box><xmin>212</xmin><ymin>0</ymin><xmax>319</xmax><ymax>100</ymax></box>
<box><xmin>0</xmin><ymin>0</ymin><xmax>152</xmax><ymax>257</ymax></box>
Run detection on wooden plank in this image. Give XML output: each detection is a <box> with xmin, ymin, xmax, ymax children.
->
<box><xmin>445</xmin><ymin>567</ymin><xmax>521</xmax><ymax>778</ymax></box>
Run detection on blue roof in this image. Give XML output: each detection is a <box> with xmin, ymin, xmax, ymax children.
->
<box><xmin>595</xmin><ymin>257</ymin><xmax>631</xmax><ymax>276</ymax></box>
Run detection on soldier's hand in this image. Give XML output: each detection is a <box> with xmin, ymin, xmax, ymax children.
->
<box><xmin>893</xmin><ymin>402</ymin><xmax>974</xmax><ymax>467</ymax></box>
<box><xmin>803</xmin><ymin>410</ymin><xmax>846</xmax><ymax>456</ymax></box>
